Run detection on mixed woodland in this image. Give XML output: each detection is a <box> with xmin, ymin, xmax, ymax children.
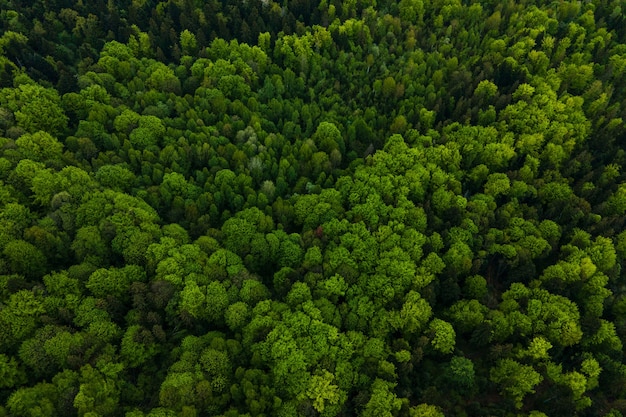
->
<box><xmin>1</xmin><ymin>0</ymin><xmax>626</xmax><ymax>415</ymax></box>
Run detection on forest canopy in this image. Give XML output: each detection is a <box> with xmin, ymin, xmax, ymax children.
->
<box><xmin>1</xmin><ymin>0</ymin><xmax>626</xmax><ymax>416</ymax></box>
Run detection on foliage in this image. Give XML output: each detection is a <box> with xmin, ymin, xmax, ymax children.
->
<box><xmin>0</xmin><ymin>0</ymin><xmax>625</xmax><ymax>415</ymax></box>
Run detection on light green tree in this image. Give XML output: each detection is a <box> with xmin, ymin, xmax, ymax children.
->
<box><xmin>429</xmin><ymin>319</ymin><xmax>456</xmax><ymax>354</ymax></box>
<box><xmin>303</xmin><ymin>370</ymin><xmax>340</xmax><ymax>413</ymax></box>
<box><xmin>15</xmin><ymin>131</ymin><xmax>63</xmax><ymax>163</ymax></box>
<box><xmin>490</xmin><ymin>359</ymin><xmax>543</xmax><ymax>409</ymax></box>
<box><xmin>361</xmin><ymin>379</ymin><xmax>402</xmax><ymax>417</ymax></box>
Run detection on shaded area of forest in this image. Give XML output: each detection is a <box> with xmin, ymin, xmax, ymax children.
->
<box><xmin>1</xmin><ymin>0</ymin><xmax>626</xmax><ymax>416</ymax></box>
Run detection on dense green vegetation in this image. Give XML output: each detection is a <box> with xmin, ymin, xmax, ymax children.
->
<box><xmin>1</xmin><ymin>0</ymin><xmax>626</xmax><ymax>415</ymax></box>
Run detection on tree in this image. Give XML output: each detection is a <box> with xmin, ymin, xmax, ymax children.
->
<box><xmin>120</xmin><ymin>325</ymin><xmax>159</xmax><ymax>368</ymax></box>
<box><xmin>448</xmin><ymin>299</ymin><xmax>487</xmax><ymax>334</ymax></box>
<box><xmin>72</xmin><ymin>225</ymin><xmax>110</xmax><ymax>265</ymax></box>
<box><xmin>15</xmin><ymin>131</ymin><xmax>64</xmax><ymax>164</ymax></box>
<box><xmin>313</xmin><ymin>121</ymin><xmax>345</xmax><ymax>155</ymax></box>
<box><xmin>146</xmin><ymin>63</ymin><xmax>181</xmax><ymax>94</ymax></box>
<box><xmin>0</xmin><ymin>202</ymin><xmax>32</xmax><ymax>244</ymax></box>
<box><xmin>428</xmin><ymin>319</ymin><xmax>456</xmax><ymax>354</ymax></box>
<box><xmin>474</xmin><ymin>80</ymin><xmax>498</xmax><ymax>102</ymax></box>
<box><xmin>221</xmin><ymin>216</ymin><xmax>257</xmax><ymax>255</ymax></box>
<box><xmin>388</xmin><ymin>290</ymin><xmax>432</xmax><ymax>334</ymax></box>
<box><xmin>381</xmin><ymin>76</ymin><xmax>397</xmax><ymax>99</ymax></box>
<box><xmin>0</xmin><ymin>81</ymin><xmax>68</xmax><ymax>136</ymax></box>
<box><xmin>114</xmin><ymin>109</ymin><xmax>141</xmax><ymax>134</ymax></box>
<box><xmin>256</xmin><ymin>322</ymin><xmax>310</xmax><ymax>398</ymax></box>
<box><xmin>444</xmin><ymin>356</ymin><xmax>476</xmax><ymax>392</ymax></box>
<box><xmin>199</xmin><ymin>347</ymin><xmax>231</xmax><ymax>391</ymax></box>
<box><xmin>179</xmin><ymin>280</ymin><xmax>205</xmax><ymax>320</ymax></box>
<box><xmin>95</xmin><ymin>165</ymin><xmax>137</xmax><ymax>192</ymax></box>
<box><xmin>86</xmin><ymin>265</ymin><xmax>144</xmax><ymax>300</ymax></box>
<box><xmin>409</xmin><ymin>404</ymin><xmax>444</xmax><ymax>417</ymax></box>
<box><xmin>3</xmin><ymin>239</ymin><xmax>47</xmax><ymax>278</ymax></box>
<box><xmin>206</xmin><ymin>249</ymin><xmax>245</xmax><ymax>282</ymax></box>
<box><xmin>159</xmin><ymin>372</ymin><xmax>196</xmax><ymax>411</ymax></box>
<box><xmin>239</xmin><ymin>279</ymin><xmax>270</xmax><ymax>306</ymax></box>
<box><xmin>225</xmin><ymin>302</ymin><xmax>250</xmax><ymax>331</ymax></box>
<box><xmin>361</xmin><ymin>379</ymin><xmax>402</xmax><ymax>417</ymax></box>
<box><xmin>129</xmin><ymin>115</ymin><xmax>166</xmax><ymax>150</ymax></box>
<box><xmin>398</xmin><ymin>0</ymin><xmax>425</xmax><ymax>24</ymax></box>
<box><xmin>490</xmin><ymin>359</ymin><xmax>543</xmax><ymax>409</ymax></box>
<box><xmin>178</xmin><ymin>278</ymin><xmax>230</xmax><ymax>324</ymax></box>
<box><xmin>0</xmin><ymin>354</ymin><xmax>26</xmax><ymax>389</ymax></box>
<box><xmin>6</xmin><ymin>382</ymin><xmax>58</xmax><ymax>417</ymax></box>
<box><xmin>19</xmin><ymin>325</ymin><xmax>84</xmax><ymax>377</ymax></box>
<box><xmin>303</xmin><ymin>370</ymin><xmax>341</xmax><ymax>414</ymax></box>
<box><xmin>484</xmin><ymin>173</ymin><xmax>511</xmax><ymax>197</ymax></box>
<box><xmin>31</xmin><ymin>165</ymin><xmax>97</xmax><ymax>208</ymax></box>
<box><xmin>73</xmin><ymin>363</ymin><xmax>123</xmax><ymax>416</ymax></box>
